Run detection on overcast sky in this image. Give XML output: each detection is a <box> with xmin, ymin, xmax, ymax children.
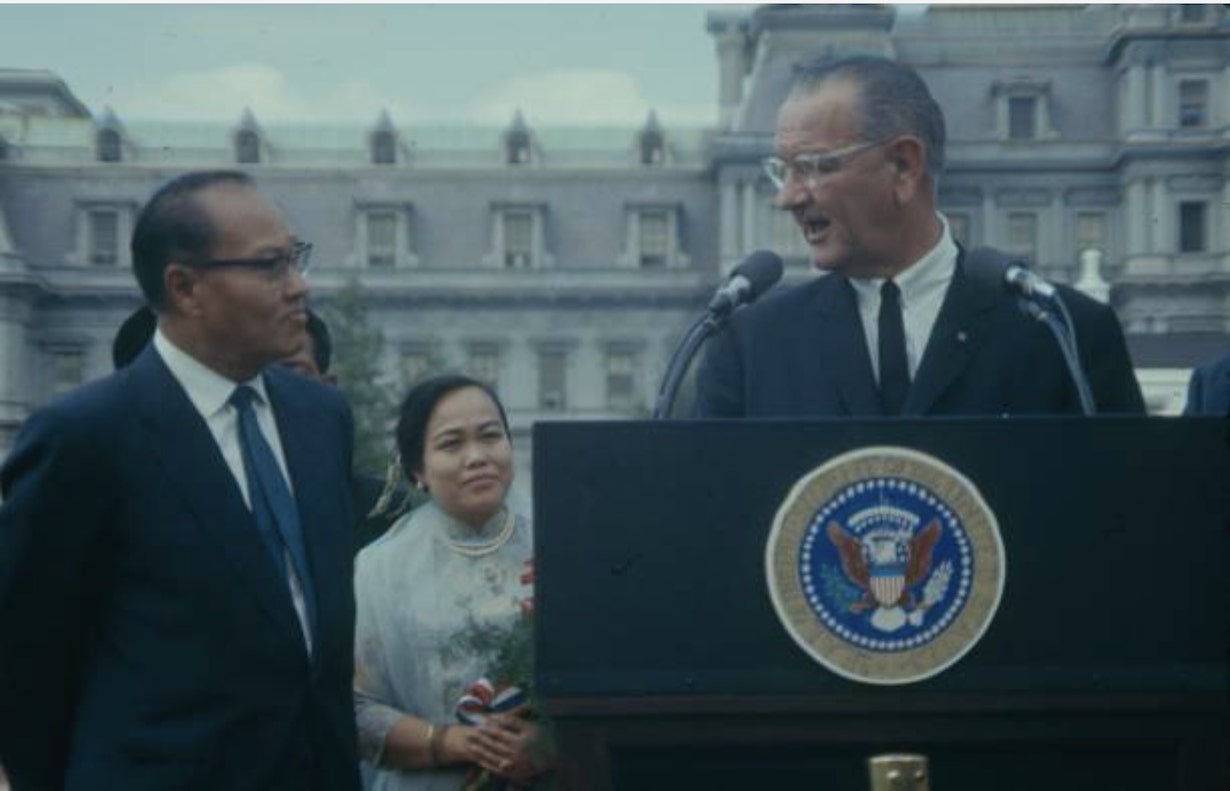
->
<box><xmin>0</xmin><ymin>3</ymin><xmax>732</xmax><ymax>127</ymax></box>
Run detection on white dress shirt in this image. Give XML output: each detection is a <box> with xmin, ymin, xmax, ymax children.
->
<box><xmin>153</xmin><ymin>328</ymin><xmax>313</xmax><ymax>653</ymax></box>
<box><xmin>848</xmin><ymin>213</ymin><xmax>959</xmax><ymax>384</ymax></box>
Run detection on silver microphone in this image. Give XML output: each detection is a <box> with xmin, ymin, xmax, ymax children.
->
<box><xmin>1004</xmin><ymin>264</ymin><xmax>1057</xmax><ymax>300</ymax></box>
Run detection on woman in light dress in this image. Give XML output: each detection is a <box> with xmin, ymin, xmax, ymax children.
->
<box><xmin>354</xmin><ymin>375</ymin><xmax>549</xmax><ymax>789</ymax></box>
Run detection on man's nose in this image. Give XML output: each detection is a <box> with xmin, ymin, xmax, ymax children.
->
<box><xmin>773</xmin><ymin>178</ymin><xmax>808</xmax><ymax>210</ymax></box>
<box><xmin>285</xmin><ymin>267</ymin><xmax>310</xmax><ymax>300</ymax></box>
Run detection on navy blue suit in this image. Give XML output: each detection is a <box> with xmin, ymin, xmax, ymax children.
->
<box><xmin>0</xmin><ymin>346</ymin><xmax>361</xmax><ymax>791</ymax></box>
<box><xmin>695</xmin><ymin>247</ymin><xmax>1145</xmax><ymax>417</ymax></box>
<box><xmin>1183</xmin><ymin>353</ymin><xmax>1230</xmax><ymax>416</ymax></box>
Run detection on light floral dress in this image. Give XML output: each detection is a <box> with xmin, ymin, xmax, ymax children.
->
<box><xmin>353</xmin><ymin>500</ymin><xmax>532</xmax><ymax>791</ymax></box>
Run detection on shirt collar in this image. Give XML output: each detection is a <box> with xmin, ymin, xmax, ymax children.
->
<box><xmin>848</xmin><ymin>213</ymin><xmax>957</xmax><ymax>305</ymax></box>
<box><xmin>153</xmin><ymin>327</ymin><xmax>269</xmax><ymax>419</ymax></box>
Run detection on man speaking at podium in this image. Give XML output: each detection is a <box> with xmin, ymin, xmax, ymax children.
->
<box><xmin>694</xmin><ymin>56</ymin><xmax>1144</xmax><ymax>418</ymax></box>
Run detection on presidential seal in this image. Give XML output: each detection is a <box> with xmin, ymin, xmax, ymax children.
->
<box><xmin>765</xmin><ymin>446</ymin><xmax>1005</xmax><ymax>685</ymax></box>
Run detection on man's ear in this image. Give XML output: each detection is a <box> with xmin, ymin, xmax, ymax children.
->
<box><xmin>886</xmin><ymin>136</ymin><xmax>927</xmax><ymax>205</ymax></box>
<box><xmin>164</xmin><ymin>263</ymin><xmax>204</xmax><ymax>317</ymax></box>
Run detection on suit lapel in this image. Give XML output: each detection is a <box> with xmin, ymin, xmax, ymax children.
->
<box><xmin>905</xmin><ymin>247</ymin><xmax>1002</xmax><ymax>415</ymax></box>
<box><xmin>814</xmin><ymin>276</ymin><xmax>883</xmax><ymax>416</ymax></box>
<box><xmin>132</xmin><ymin>348</ymin><xmax>307</xmax><ymax>649</ymax></box>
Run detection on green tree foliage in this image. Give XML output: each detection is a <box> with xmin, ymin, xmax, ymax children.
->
<box><xmin>323</xmin><ymin>278</ymin><xmax>396</xmax><ymax>476</ymax></box>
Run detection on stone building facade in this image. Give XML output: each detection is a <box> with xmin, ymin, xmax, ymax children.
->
<box><xmin>1</xmin><ymin>5</ymin><xmax>1227</xmax><ymax>484</ymax></box>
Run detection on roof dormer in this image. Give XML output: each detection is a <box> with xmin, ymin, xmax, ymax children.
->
<box><xmin>95</xmin><ymin>107</ymin><xmax>127</xmax><ymax>163</ymax></box>
<box><xmin>503</xmin><ymin>110</ymin><xmax>537</xmax><ymax>166</ymax></box>
<box><xmin>233</xmin><ymin>108</ymin><xmax>268</xmax><ymax>164</ymax></box>
<box><xmin>369</xmin><ymin>110</ymin><xmax>402</xmax><ymax>165</ymax></box>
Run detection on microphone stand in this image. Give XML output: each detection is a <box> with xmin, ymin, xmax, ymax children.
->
<box><xmin>652</xmin><ymin>311</ymin><xmax>725</xmax><ymax>420</ymax></box>
<box><xmin>1015</xmin><ymin>295</ymin><xmax>1096</xmax><ymax>415</ymax></box>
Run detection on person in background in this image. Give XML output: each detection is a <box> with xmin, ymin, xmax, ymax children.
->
<box><xmin>354</xmin><ymin>374</ymin><xmax>551</xmax><ymax>789</ymax></box>
<box><xmin>694</xmin><ymin>55</ymin><xmax>1144</xmax><ymax>418</ymax></box>
<box><xmin>0</xmin><ymin>170</ymin><xmax>360</xmax><ymax>790</ymax></box>
<box><xmin>1183</xmin><ymin>351</ymin><xmax>1230</xmax><ymax>416</ymax></box>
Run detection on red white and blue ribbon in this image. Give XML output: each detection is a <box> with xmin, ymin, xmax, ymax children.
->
<box><xmin>455</xmin><ymin>678</ymin><xmax>528</xmax><ymax>726</ymax></box>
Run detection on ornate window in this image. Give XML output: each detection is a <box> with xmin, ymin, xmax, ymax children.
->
<box><xmin>605</xmin><ymin>349</ymin><xmax>638</xmax><ymax>411</ymax></box>
<box><xmin>371</xmin><ymin>129</ymin><xmax>397</xmax><ymax>165</ymax></box>
<box><xmin>399</xmin><ymin>343</ymin><xmax>440</xmax><ymax>388</ymax></box>
<box><xmin>49</xmin><ymin>347</ymin><xmax>86</xmax><ymax>396</ymax></box>
<box><xmin>235</xmin><ymin>129</ymin><xmax>261</xmax><ymax>164</ymax></box>
<box><xmin>466</xmin><ymin>344</ymin><xmax>502</xmax><ymax>390</ymax></box>
<box><xmin>506</xmin><ymin>128</ymin><xmax>533</xmax><ymax>165</ymax></box>
<box><xmin>640</xmin><ymin>129</ymin><xmax>665</xmax><ymax>166</ymax></box>
<box><xmin>992</xmin><ymin>78</ymin><xmax>1055</xmax><ymax>141</ymax></box>
<box><xmin>619</xmin><ymin>204</ymin><xmax>687</xmax><ymax>269</ymax></box>
<box><xmin>355</xmin><ymin>203</ymin><xmax>417</xmax><ymax>268</ymax></box>
<box><xmin>1076</xmin><ymin>212</ymin><xmax>1106</xmax><ymax>255</ymax></box>
<box><xmin>538</xmin><ymin>348</ymin><xmax>568</xmax><ymax>411</ymax></box>
<box><xmin>73</xmin><ymin>201</ymin><xmax>134</xmax><ymax>268</ymax></box>
<box><xmin>1005</xmin><ymin>212</ymin><xmax>1038</xmax><ymax>263</ymax></box>
<box><xmin>1178</xmin><ymin>80</ymin><xmax>1209</xmax><ymax>129</ymax></box>
<box><xmin>366</xmin><ymin>212</ymin><xmax>397</xmax><ymax>267</ymax></box>
<box><xmin>1178</xmin><ymin>202</ymin><xmax>1207</xmax><ymax>253</ymax></box>
<box><xmin>96</xmin><ymin>128</ymin><xmax>122</xmax><ymax>163</ymax></box>
<box><xmin>485</xmin><ymin>204</ymin><xmax>550</xmax><ymax>269</ymax></box>
<box><xmin>88</xmin><ymin>210</ymin><xmax>119</xmax><ymax>265</ymax></box>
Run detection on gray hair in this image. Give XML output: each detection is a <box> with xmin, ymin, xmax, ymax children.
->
<box><xmin>790</xmin><ymin>55</ymin><xmax>946</xmax><ymax>180</ymax></box>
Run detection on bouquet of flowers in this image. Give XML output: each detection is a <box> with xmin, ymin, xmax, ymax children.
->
<box><xmin>442</xmin><ymin>560</ymin><xmax>552</xmax><ymax>790</ymax></box>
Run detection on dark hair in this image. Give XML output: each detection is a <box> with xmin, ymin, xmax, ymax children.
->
<box><xmin>790</xmin><ymin>55</ymin><xmax>946</xmax><ymax>179</ymax></box>
<box><xmin>130</xmin><ymin>170</ymin><xmax>255</xmax><ymax>309</ymax></box>
<box><xmin>305</xmin><ymin>310</ymin><xmax>332</xmax><ymax>374</ymax></box>
<box><xmin>395</xmin><ymin>374</ymin><xmax>510</xmax><ymax>480</ymax></box>
<box><xmin>111</xmin><ymin>305</ymin><xmax>157</xmax><ymax>369</ymax></box>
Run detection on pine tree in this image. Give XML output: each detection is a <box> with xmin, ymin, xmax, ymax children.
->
<box><xmin>323</xmin><ymin>278</ymin><xmax>396</xmax><ymax>477</ymax></box>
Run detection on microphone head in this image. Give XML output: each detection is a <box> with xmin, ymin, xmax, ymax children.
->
<box><xmin>732</xmin><ymin>249</ymin><xmax>784</xmax><ymax>301</ymax></box>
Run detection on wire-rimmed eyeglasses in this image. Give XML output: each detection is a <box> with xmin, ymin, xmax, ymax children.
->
<box><xmin>762</xmin><ymin>139</ymin><xmax>886</xmax><ymax>190</ymax></box>
<box><xmin>188</xmin><ymin>240</ymin><xmax>313</xmax><ymax>280</ymax></box>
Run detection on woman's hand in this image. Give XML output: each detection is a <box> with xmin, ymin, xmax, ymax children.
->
<box><xmin>476</xmin><ymin>712</ymin><xmax>551</xmax><ymax>784</ymax></box>
<box><xmin>439</xmin><ymin>723</ymin><xmax>515</xmax><ymax>771</ymax></box>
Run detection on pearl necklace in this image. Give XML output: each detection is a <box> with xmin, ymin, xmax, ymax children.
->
<box><xmin>445</xmin><ymin>508</ymin><xmax>515</xmax><ymax>558</ymax></box>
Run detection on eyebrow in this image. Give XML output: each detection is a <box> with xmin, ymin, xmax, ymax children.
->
<box><xmin>430</xmin><ymin>419</ymin><xmax>503</xmax><ymax>441</ymax></box>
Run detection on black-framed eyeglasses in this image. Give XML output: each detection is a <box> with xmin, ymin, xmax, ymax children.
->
<box><xmin>188</xmin><ymin>240</ymin><xmax>313</xmax><ymax>279</ymax></box>
<box><xmin>762</xmin><ymin>139</ymin><xmax>887</xmax><ymax>190</ymax></box>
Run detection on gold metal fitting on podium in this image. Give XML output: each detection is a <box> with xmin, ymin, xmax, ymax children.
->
<box><xmin>868</xmin><ymin>753</ymin><xmax>930</xmax><ymax>791</ymax></box>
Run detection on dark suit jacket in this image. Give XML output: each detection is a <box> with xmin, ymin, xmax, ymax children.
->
<box><xmin>1183</xmin><ymin>353</ymin><xmax>1230</xmax><ymax>416</ymax></box>
<box><xmin>0</xmin><ymin>346</ymin><xmax>361</xmax><ymax>791</ymax></box>
<box><xmin>695</xmin><ymin>247</ymin><xmax>1145</xmax><ymax>417</ymax></box>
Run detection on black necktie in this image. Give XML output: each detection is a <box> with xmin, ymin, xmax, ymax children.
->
<box><xmin>230</xmin><ymin>386</ymin><xmax>317</xmax><ymax>643</ymax></box>
<box><xmin>878</xmin><ymin>279</ymin><xmax>910</xmax><ymax>415</ymax></box>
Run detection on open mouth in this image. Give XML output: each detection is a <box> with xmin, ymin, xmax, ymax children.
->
<box><xmin>801</xmin><ymin>216</ymin><xmax>830</xmax><ymax>244</ymax></box>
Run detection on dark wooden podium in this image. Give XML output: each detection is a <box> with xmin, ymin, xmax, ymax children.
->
<box><xmin>532</xmin><ymin>417</ymin><xmax>1228</xmax><ymax>790</ymax></box>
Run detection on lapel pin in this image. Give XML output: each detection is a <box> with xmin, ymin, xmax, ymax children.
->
<box><xmin>955</xmin><ymin>330</ymin><xmax>969</xmax><ymax>345</ymax></box>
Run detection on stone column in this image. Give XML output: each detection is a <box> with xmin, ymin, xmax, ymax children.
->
<box><xmin>1124</xmin><ymin>63</ymin><xmax>1146</xmax><ymax>132</ymax></box>
<box><xmin>1149</xmin><ymin>62</ymin><xmax>1167</xmax><ymax>129</ymax></box>
<box><xmin>719</xmin><ymin>177</ymin><xmax>740</xmax><ymax>267</ymax></box>
<box><xmin>1150</xmin><ymin>177</ymin><xmax>1171</xmax><ymax>254</ymax></box>
<box><xmin>1125</xmin><ymin>179</ymin><xmax>1148</xmax><ymax>256</ymax></box>
<box><xmin>1221</xmin><ymin>175</ymin><xmax>1230</xmax><ymax>254</ymax></box>
<box><xmin>714</xmin><ymin>26</ymin><xmax>746</xmax><ymax>131</ymax></box>
<box><xmin>740</xmin><ymin>179</ymin><xmax>758</xmax><ymax>260</ymax></box>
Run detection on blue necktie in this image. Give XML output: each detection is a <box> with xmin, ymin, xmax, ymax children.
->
<box><xmin>878</xmin><ymin>279</ymin><xmax>910</xmax><ymax>415</ymax></box>
<box><xmin>230</xmin><ymin>385</ymin><xmax>317</xmax><ymax>643</ymax></box>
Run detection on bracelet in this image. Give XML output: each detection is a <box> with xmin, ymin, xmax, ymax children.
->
<box><xmin>429</xmin><ymin>723</ymin><xmax>450</xmax><ymax>767</ymax></box>
<box><xmin>423</xmin><ymin>723</ymin><xmax>436</xmax><ymax>767</ymax></box>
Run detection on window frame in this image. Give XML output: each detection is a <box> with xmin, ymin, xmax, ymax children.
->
<box><xmin>1178</xmin><ymin>201</ymin><xmax>1208</xmax><ymax>254</ymax></box>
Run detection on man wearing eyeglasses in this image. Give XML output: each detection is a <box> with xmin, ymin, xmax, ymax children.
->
<box><xmin>695</xmin><ymin>56</ymin><xmax>1143</xmax><ymax>418</ymax></box>
<box><xmin>0</xmin><ymin>171</ymin><xmax>361</xmax><ymax>790</ymax></box>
